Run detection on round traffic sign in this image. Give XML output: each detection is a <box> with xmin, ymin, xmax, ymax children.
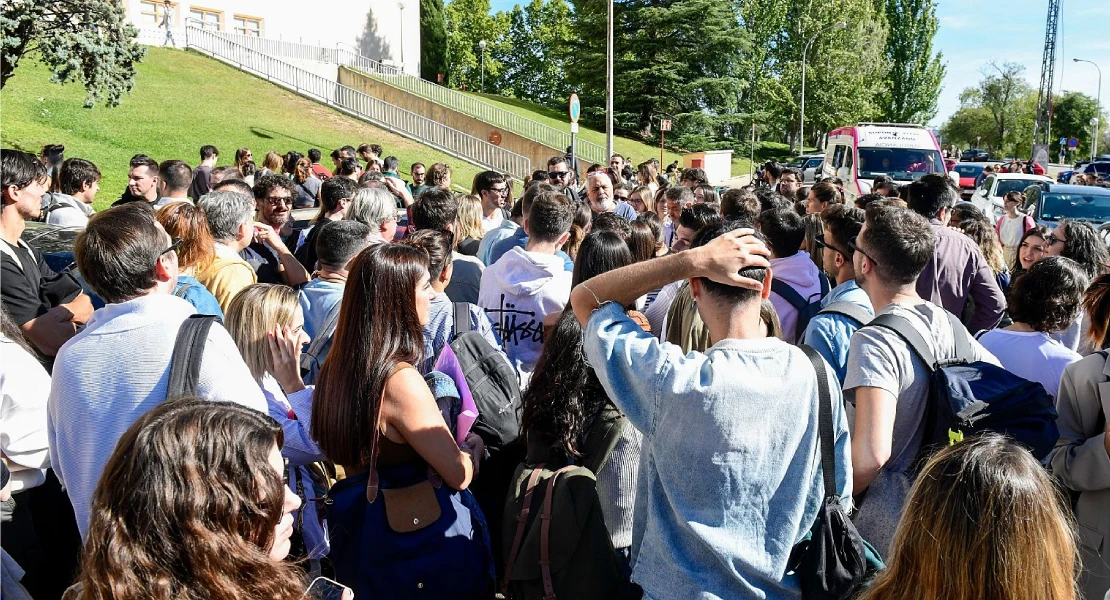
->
<box><xmin>568</xmin><ymin>93</ymin><xmax>580</xmax><ymax>123</ymax></box>
<box><xmin>488</xmin><ymin>131</ymin><xmax>502</xmax><ymax>146</ymax></box>
<box><xmin>1068</xmin><ymin>137</ymin><xmax>1079</xmax><ymax>148</ymax></box>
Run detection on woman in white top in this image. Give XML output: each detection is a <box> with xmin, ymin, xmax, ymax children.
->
<box><xmin>978</xmin><ymin>256</ymin><xmax>1088</xmax><ymax>398</ymax></box>
<box><xmin>994</xmin><ymin>191</ymin><xmax>1035</xmax><ymax>266</ymax></box>
<box><xmin>224</xmin><ymin>283</ymin><xmax>330</xmax><ymax>560</ymax></box>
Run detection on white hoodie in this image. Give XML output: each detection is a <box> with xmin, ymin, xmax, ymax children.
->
<box><xmin>478</xmin><ymin>245</ymin><xmax>572</xmax><ymax>388</ymax></box>
<box><xmin>769</xmin><ymin>252</ymin><xmax>824</xmax><ymax>342</ymax></box>
<box><xmin>43</xmin><ymin>193</ymin><xmax>95</xmax><ymax>227</ymax></box>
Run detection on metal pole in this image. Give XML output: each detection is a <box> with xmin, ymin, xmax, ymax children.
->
<box><xmin>478</xmin><ymin>40</ymin><xmax>487</xmax><ymax>94</ymax></box>
<box><xmin>799</xmin><ymin>22</ymin><xmax>845</xmax><ymax>156</ymax></box>
<box><xmin>398</xmin><ymin>2</ymin><xmax>405</xmax><ymax>73</ymax></box>
<box><xmin>750</xmin><ymin>122</ymin><xmax>755</xmax><ymax>182</ymax></box>
<box><xmin>1074</xmin><ymin>59</ymin><xmax>1102</xmax><ymax>160</ymax></box>
<box><xmin>660</xmin><ymin>126</ymin><xmax>665</xmax><ymax>168</ymax></box>
<box><xmin>605</xmin><ymin>0</ymin><xmax>614</xmax><ymax>160</ymax></box>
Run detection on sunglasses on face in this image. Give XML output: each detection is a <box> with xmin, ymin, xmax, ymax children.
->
<box><xmin>813</xmin><ymin>236</ymin><xmax>848</xmax><ymax>258</ymax></box>
<box><xmin>548</xmin><ymin>171</ymin><xmax>570</xmax><ymax>180</ymax></box>
<box><xmin>265</xmin><ymin>196</ymin><xmax>292</xmax><ymax>206</ymax></box>
<box><xmin>847</xmin><ymin>236</ymin><xmax>878</xmax><ymax>265</ymax></box>
<box><xmin>1046</xmin><ymin>233</ymin><xmax>1066</xmax><ymax>246</ymax></box>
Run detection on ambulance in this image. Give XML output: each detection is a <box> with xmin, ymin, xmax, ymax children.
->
<box><xmin>821</xmin><ymin>123</ymin><xmax>957</xmax><ymax>200</ymax></box>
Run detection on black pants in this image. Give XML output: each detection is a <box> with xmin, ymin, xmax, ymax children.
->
<box><xmin>1</xmin><ymin>470</ymin><xmax>82</xmax><ymax>600</ymax></box>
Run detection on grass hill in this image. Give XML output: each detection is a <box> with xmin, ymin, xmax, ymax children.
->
<box><xmin>1</xmin><ymin>47</ymin><xmax>487</xmax><ymax>212</ymax></box>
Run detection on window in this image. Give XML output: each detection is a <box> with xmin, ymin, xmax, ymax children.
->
<box><xmin>139</xmin><ymin>1</ymin><xmax>177</xmax><ymax>27</ymax></box>
<box><xmin>832</xmin><ymin>146</ymin><xmax>846</xmax><ymax>169</ymax></box>
<box><xmin>233</xmin><ymin>15</ymin><xmax>263</xmax><ymax>37</ymax></box>
<box><xmin>189</xmin><ymin>6</ymin><xmax>222</xmax><ymax>31</ymax></box>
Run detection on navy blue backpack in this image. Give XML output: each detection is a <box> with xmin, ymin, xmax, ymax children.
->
<box><xmin>772</xmin><ymin>273</ymin><xmax>831</xmax><ymax>344</ymax></box>
<box><xmin>867</xmin><ymin>311</ymin><xmax>1059</xmax><ymax>462</ymax></box>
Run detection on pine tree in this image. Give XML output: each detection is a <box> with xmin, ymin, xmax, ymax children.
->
<box><xmin>420</xmin><ymin>0</ymin><xmax>449</xmax><ymax>83</ymax></box>
<box><xmin>1</xmin><ymin>0</ymin><xmax>145</xmax><ymax>107</ymax></box>
<box><xmin>878</xmin><ymin>0</ymin><xmax>945</xmax><ymax>124</ymax></box>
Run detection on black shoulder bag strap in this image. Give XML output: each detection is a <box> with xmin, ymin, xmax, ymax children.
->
<box><xmin>166</xmin><ymin>314</ymin><xmax>221</xmax><ymax>400</ymax></box>
<box><xmin>452</xmin><ymin>301</ymin><xmax>473</xmax><ymax>341</ymax></box>
<box><xmin>868</xmin><ymin>313</ymin><xmax>939</xmax><ymax>371</ymax></box>
<box><xmin>799</xmin><ymin>345</ymin><xmax>836</xmax><ymax>497</ymax></box>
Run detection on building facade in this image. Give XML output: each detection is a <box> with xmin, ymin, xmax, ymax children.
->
<box><xmin>124</xmin><ymin>0</ymin><xmax>421</xmax><ymax>76</ymax></box>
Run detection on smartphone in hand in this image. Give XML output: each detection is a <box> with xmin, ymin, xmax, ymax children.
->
<box><xmin>303</xmin><ymin>577</ymin><xmax>353</xmax><ymax>600</ymax></box>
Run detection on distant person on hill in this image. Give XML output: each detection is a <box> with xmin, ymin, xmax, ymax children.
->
<box><xmin>155</xmin><ymin>159</ymin><xmax>193</xmax><ymax>207</ymax></box>
<box><xmin>291</xmin><ymin>157</ymin><xmax>321</xmax><ymax>209</ymax></box>
<box><xmin>189</xmin><ymin>145</ymin><xmax>218</xmax><ymax>202</ymax></box>
<box><xmin>43</xmin><ymin>158</ymin><xmax>100</xmax><ymax>227</ymax></box>
<box><xmin>113</xmin><ymin>154</ymin><xmax>162</xmax><ymax>207</ymax></box>
<box><xmin>307</xmin><ymin>148</ymin><xmax>331</xmax><ymax>180</ymax></box>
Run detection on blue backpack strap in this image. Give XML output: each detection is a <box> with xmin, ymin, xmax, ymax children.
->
<box><xmin>818</xmin><ymin>301</ymin><xmax>872</xmax><ymax>326</ymax></box>
<box><xmin>770</xmin><ymin>279</ymin><xmax>807</xmax><ymax>311</ymax></box>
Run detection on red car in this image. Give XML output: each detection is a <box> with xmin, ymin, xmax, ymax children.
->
<box><xmin>954</xmin><ymin>164</ymin><xmax>984</xmax><ymax>198</ymax></box>
<box><xmin>944</xmin><ymin>158</ymin><xmax>957</xmax><ymax>172</ymax></box>
<box><xmin>999</xmin><ymin>161</ymin><xmax>1045</xmax><ymax>175</ymax></box>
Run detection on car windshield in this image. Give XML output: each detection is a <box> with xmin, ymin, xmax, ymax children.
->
<box><xmin>787</xmin><ymin>156</ymin><xmax>815</xmax><ymax>168</ymax></box>
<box><xmin>804</xmin><ymin>158</ymin><xmax>822</xmax><ymax>169</ymax></box>
<box><xmin>995</xmin><ymin>179</ymin><xmax>1045</xmax><ymax>197</ymax></box>
<box><xmin>1040</xmin><ymin>192</ymin><xmax>1110</xmax><ymax>224</ymax></box>
<box><xmin>857</xmin><ymin>148</ymin><xmax>946</xmax><ymax>180</ymax></box>
<box><xmin>954</xmin><ymin>165</ymin><xmax>982</xmax><ymax>177</ymax></box>
<box><xmin>1090</xmin><ymin>162</ymin><xmax>1110</xmax><ymax>174</ymax></box>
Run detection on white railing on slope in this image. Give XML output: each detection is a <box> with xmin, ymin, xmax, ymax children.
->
<box><xmin>209</xmin><ymin>30</ymin><xmax>608</xmax><ymax>166</ymax></box>
<box><xmin>185</xmin><ymin>27</ymin><xmax>531</xmax><ymax>179</ymax></box>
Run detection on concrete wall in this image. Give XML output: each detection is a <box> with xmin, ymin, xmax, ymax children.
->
<box><xmin>127</xmin><ymin>0</ymin><xmax>420</xmax><ymax>76</ymax></box>
<box><xmin>339</xmin><ymin>67</ymin><xmax>562</xmax><ymax>175</ymax></box>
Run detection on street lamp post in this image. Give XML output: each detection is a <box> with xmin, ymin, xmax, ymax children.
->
<box><xmin>799</xmin><ymin>21</ymin><xmax>846</xmax><ymax>155</ymax></box>
<box><xmin>398</xmin><ymin>2</ymin><xmax>405</xmax><ymax>73</ymax></box>
<box><xmin>1073</xmin><ymin>58</ymin><xmax>1102</xmax><ymax>160</ymax></box>
<box><xmin>605</xmin><ymin>0</ymin><xmax>614</xmax><ymax>160</ymax></box>
<box><xmin>478</xmin><ymin>40</ymin><xmax>487</xmax><ymax>94</ymax></box>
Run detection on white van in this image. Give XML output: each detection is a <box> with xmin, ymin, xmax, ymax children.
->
<box><xmin>822</xmin><ymin>123</ymin><xmax>956</xmax><ymax>200</ymax></box>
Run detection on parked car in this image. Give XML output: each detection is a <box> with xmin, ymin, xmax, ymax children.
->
<box><xmin>998</xmin><ymin>160</ymin><xmax>1046</xmax><ymax>175</ymax></box>
<box><xmin>1031</xmin><ymin>183</ymin><xmax>1110</xmax><ymax>228</ymax></box>
<box><xmin>961</xmin><ymin>148</ymin><xmax>990</xmax><ymax>162</ymax></box>
<box><xmin>953</xmin><ymin>164</ymin><xmax>984</xmax><ymax>199</ymax></box>
<box><xmin>1077</xmin><ymin>161</ymin><xmax>1110</xmax><ymax>184</ymax></box>
<box><xmin>970</xmin><ymin>173</ymin><xmax>1053</xmax><ymax>223</ymax></box>
<box><xmin>787</xmin><ymin>154</ymin><xmax>825</xmax><ymax>183</ymax></box>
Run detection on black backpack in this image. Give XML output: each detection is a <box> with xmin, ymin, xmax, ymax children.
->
<box><xmin>865</xmin><ymin>311</ymin><xmax>1059</xmax><ymax>463</ymax></box>
<box><xmin>773</xmin><ymin>273</ymin><xmax>831</xmax><ymax>343</ymax></box>
<box><xmin>450</xmin><ymin>302</ymin><xmax>522</xmax><ymax>450</ymax></box>
<box><xmin>789</xmin><ymin>346</ymin><xmax>884</xmax><ymax>599</ymax></box>
<box><xmin>166</xmin><ymin>314</ymin><xmax>220</xmax><ymax>400</ymax></box>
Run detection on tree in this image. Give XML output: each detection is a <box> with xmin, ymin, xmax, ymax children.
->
<box><xmin>1</xmin><ymin>0</ymin><xmax>145</xmax><ymax>107</ymax></box>
<box><xmin>940</xmin><ymin>64</ymin><xmax>1038</xmax><ymax>157</ymax></box>
<box><xmin>444</xmin><ymin>0</ymin><xmax>509</xmax><ymax>92</ymax></box>
<box><xmin>420</xmin><ymin>0</ymin><xmax>449</xmax><ymax>83</ymax></box>
<box><xmin>1050</xmin><ymin>91</ymin><xmax>1106</xmax><ymax>158</ymax></box>
<box><xmin>497</xmin><ymin>0</ymin><xmax>574</xmax><ymax>106</ymax></box>
<box><xmin>878</xmin><ymin>0</ymin><xmax>945</xmax><ymax>124</ymax></box>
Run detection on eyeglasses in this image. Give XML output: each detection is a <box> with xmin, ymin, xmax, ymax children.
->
<box><xmin>488</xmin><ymin>186</ymin><xmax>509</xmax><ymax>195</ymax></box>
<box><xmin>1046</xmin><ymin>233</ymin><xmax>1066</xmax><ymax>246</ymax></box>
<box><xmin>161</xmin><ymin>237</ymin><xmax>184</xmax><ymax>257</ymax></box>
<box><xmin>264</xmin><ymin>196</ymin><xmax>292</xmax><ymax>206</ymax></box>
<box><xmin>814</xmin><ymin>236</ymin><xmax>847</xmax><ymax>257</ymax></box>
<box><xmin>847</xmin><ymin>236</ymin><xmax>878</xmax><ymax>265</ymax></box>
<box><xmin>548</xmin><ymin>171</ymin><xmax>570</xmax><ymax>180</ymax></box>
<box><xmin>613</xmin><ymin>194</ymin><xmax>629</xmax><ymax>201</ymax></box>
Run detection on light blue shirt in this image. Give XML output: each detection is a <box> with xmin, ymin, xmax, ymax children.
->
<box><xmin>488</xmin><ymin>226</ymin><xmax>574</xmax><ymax>272</ymax></box>
<box><xmin>420</xmin><ymin>293</ymin><xmax>505</xmax><ymax>374</ymax></box>
<box><xmin>584</xmin><ymin>302</ymin><xmax>852</xmax><ymax>600</ymax></box>
<box><xmin>173</xmin><ymin>274</ymin><xmax>223</xmax><ymax>318</ymax></box>
<box><xmin>802</xmin><ymin>280</ymin><xmax>873</xmax><ymax>386</ymax></box>
<box><xmin>477</xmin><ymin>219</ymin><xmax>520</xmax><ymax>266</ymax></box>
<box><xmin>298</xmin><ymin>279</ymin><xmax>344</xmax><ymax>384</ymax></box>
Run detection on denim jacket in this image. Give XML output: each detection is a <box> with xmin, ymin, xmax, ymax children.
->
<box><xmin>585</xmin><ymin>302</ymin><xmax>852</xmax><ymax>600</ymax></box>
<box><xmin>802</xmin><ymin>280</ymin><xmax>874</xmax><ymax>386</ymax></box>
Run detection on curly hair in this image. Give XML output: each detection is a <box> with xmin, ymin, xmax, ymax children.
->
<box><xmin>75</xmin><ymin>399</ymin><xmax>305</xmax><ymax>600</ymax></box>
<box><xmin>957</xmin><ymin>218</ymin><xmax>1006</xmax><ymax>276</ymax></box>
<box><xmin>1006</xmin><ymin>256</ymin><xmax>1088</xmax><ymax>333</ymax></box>
<box><xmin>1059</xmin><ymin>219</ymin><xmax>1110</xmax><ymax>280</ymax></box>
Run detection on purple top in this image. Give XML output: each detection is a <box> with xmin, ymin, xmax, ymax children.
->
<box><xmin>915</xmin><ymin>218</ymin><xmax>1005</xmax><ymax>332</ymax></box>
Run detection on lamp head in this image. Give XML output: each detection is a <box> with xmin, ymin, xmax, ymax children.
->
<box><xmin>479</xmin><ymin>40</ymin><xmax>487</xmax><ymax>50</ymax></box>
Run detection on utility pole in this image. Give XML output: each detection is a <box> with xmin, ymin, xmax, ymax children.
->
<box><xmin>605</xmin><ymin>0</ymin><xmax>614</xmax><ymax>160</ymax></box>
<box><xmin>1073</xmin><ymin>58</ymin><xmax>1102</xmax><ymax>160</ymax></box>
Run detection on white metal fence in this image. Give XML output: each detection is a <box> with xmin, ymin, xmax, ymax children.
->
<box><xmin>185</xmin><ymin>27</ymin><xmax>531</xmax><ymax>179</ymax></box>
<box><xmin>210</xmin><ymin>30</ymin><xmax>607</xmax><ymax>165</ymax></box>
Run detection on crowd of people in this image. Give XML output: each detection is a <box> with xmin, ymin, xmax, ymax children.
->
<box><xmin>1</xmin><ymin>140</ymin><xmax>1109</xmax><ymax>600</ymax></box>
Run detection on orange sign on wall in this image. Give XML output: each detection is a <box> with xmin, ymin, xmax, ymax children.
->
<box><xmin>488</xmin><ymin>131</ymin><xmax>502</xmax><ymax>146</ymax></box>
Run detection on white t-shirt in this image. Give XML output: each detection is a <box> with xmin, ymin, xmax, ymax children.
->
<box><xmin>977</xmin><ymin>328</ymin><xmax>1081</xmax><ymax>398</ymax></box>
<box><xmin>0</xmin><ymin>336</ymin><xmax>50</xmax><ymax>492</ymax></box>
<box><xmin>481</xmin><ymin>208</ymin><xmax>505</xmax><ymax>235</ymax></box>
<box><xmin>998</xmin><ymin>214</ymin><xmax>1025</xmax><ymax>249</ymax></box>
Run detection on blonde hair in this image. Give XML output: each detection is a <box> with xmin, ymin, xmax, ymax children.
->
<box><xmin>261</xmin><ymin>151</ymin><xmax>283</xmax><ymax>172</ymax></box>
<box><xmin>455</xmin><ymin>194</ymin><xmax>484</xmax><ymax>241</ymax></box>
<box><xmin>631</xmin><ymin>185</ymin><xmax>655</xmax><ymax>213</ymax></box>
<box><xmin>858</xmin><ymin>434</ymin><xmax>1077</xmax><ymax>600</ymax></box>
<box><xmin>225</xmin><ymin>284</ymin><xmax>299</xmax><ymax>383</ymax></box>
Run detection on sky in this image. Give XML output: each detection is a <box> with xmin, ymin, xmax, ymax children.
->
<box><xmin>481</xmin><ymin>0</ymin><xmax>1108</xmax><ymax>128</ymax></box>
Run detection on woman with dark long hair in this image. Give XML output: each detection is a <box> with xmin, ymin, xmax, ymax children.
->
<box><xmin>1009</xmin><ymin>225</ymin><xmax>1050</xmax><ymax>281</ymax></box>
<box><xmin>859</xmin><ymin>434</ymin><xmax>1078</xmax><ymax>600</ymax></box>
<box><xmin>522</xmin><ymin>230</ymin><xmax>643</xmax><ymax>573</ymax></box>
<box><xmin>291</xmin><ymin>157</ymin><xmax>321</xmax><ymax>209</ymax></box>
<box><xmin>1047</xmin><ymin>219</ymin><xmax>1109</xmax><ymax>352</ymax></box>
<box><xmin>311</xmin><ymin>243</ymin><xmax>491</xmax><ymax>599</ymax></box>
<box><xmin>72</xmin><ymin>399</ymin><xmax>306</xmax><ymax>600</ymax></box>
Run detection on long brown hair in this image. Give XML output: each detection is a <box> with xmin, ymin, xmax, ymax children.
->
<box><xmin>1082</xmin><ymin>272</ymin><xmax>1110</xmax><ymax>349</ymax></box>
<box><xmin>234</xmin><ymin>147</ymin><xmax>252</xmax><ymax>172</ymax></box>
<box><xmin>156</xmin><ymin>202</ymin><xmax>214</xmax><ymax>274</ymax></box>
<box><xmin>858</xmin><ymin>434</ymin><xmax>1078</xmax><ymax>600</ymax></box>
<box><xmin>294</xmin><ymin>157</ymin><xmax>312</xmax><ymax>185</ymax></box>
<box><xmin>76</xmin><ymin>399</ymin><xmax>304</xmax><ymax>600</ymax></box>
<box><xmin>311</xmin><ymin>243</ymin><xmax>429</xmax><ymax>467</ymax></box>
